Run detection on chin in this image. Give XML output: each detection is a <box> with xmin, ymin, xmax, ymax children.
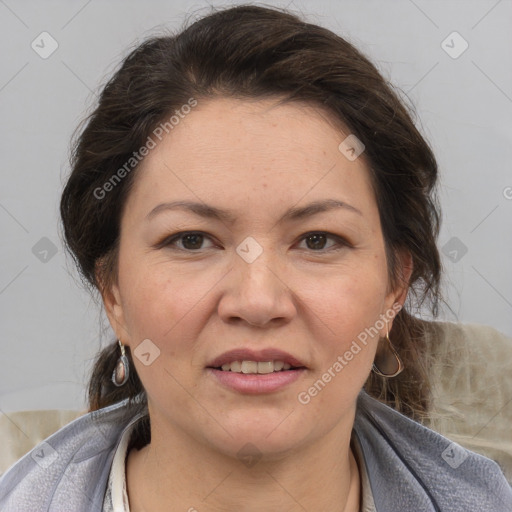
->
<box><xmin>200</xmin><ymin>411</ymin><xmax>310</xmax><ymax>460</ymax></box>
<box><xmin>209</xmin><ymin>434</ymin><xmax>304</xmax><ymax>466</ymax></box>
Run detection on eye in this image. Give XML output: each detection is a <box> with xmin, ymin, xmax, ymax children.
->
<box><xmin>157</xmin><ymin>230</ymin><xmax>350</xmax><ymax>253</ymax></box>
<box><xmin>161</xmin><ymin>231</ymin><xmax>217</xmax><ymax>251</ymax></box>
<box><xmin>296</xmin><ymin>232</ymin><xmax>349</xmax><ymax>252</ymax></box>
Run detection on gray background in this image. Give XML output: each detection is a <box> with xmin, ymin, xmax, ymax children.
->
<box><xmin>1</xmin><ymin>0</ymin><xmax>511</xmax><ymax>412</ymax></box>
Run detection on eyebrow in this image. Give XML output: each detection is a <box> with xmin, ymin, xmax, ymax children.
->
<box><xmin>146</xmin><ymin>198</ymin><xmax>363</xmax><ymax>224</ymax></box>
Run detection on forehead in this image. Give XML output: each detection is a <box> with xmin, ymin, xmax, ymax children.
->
<box><xmin>123</xmin><ymin>97</ymin><xmax>376</xmax><ymax>223</ymax></box>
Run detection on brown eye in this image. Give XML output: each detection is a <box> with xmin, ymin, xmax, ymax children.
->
<box><xmin>160</xmin><ymin>231</ymin><xmax>216</xmax><ymax>251</ymax></box>
<box><xmin>305</xmin><ymin>233</ymin><xmax>328</xmax><ymax>250</ymax></box>
<box><xmin>298</xmin><ymin>232</ymin><xmax>349</xmax><ymax>252</ymax></box>
<box><xmin>179</xmin><ymin>233</ymin><xmax>205</xmax><ymax>250</ymax></box>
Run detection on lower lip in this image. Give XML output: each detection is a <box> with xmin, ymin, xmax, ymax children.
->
<box><xmin>207</xmin><ymin>368</ymin><xmax>306</xmax><ymax>394</ymax></box>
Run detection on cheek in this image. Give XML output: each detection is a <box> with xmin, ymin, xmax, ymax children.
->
<box><xmin>119</xmin><ymin>266</ymin><xmax>208</xmax><ymax>407</ymax></box>
<box><xmin>303</xmin><ymin>263</ymin><xmax>389</xmax><ymax>334</ymax></box>
<box><xmin>119</xmin><ymin>260</ymin><xmax>213</xmax><ymax>342</ymax></box>
<box><xmin>295</xmin><ymin>274</ymin><xmax>385</xmax><ymax>414</ymax></box>
<box><xmin>299</xmin><ymin>263</ymin><xmax>389</xmax><ymax>389</ymax></box>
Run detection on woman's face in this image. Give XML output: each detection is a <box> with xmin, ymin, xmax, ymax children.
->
<box><xmin>103</xmin><ymin>97</ymin><xmax>410</xmax><ymax>459</ymax></box>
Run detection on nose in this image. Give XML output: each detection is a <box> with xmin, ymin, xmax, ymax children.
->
<box><xmin>217</xmin><ymin>245</ymin><xmax>296</xmax><ymax>328</ymax></box>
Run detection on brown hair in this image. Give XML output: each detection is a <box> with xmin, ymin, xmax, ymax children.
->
<box><xmin>60</xmin><ymin>4</ymin><xmax>442</xmax><ymax>424</ymax></box>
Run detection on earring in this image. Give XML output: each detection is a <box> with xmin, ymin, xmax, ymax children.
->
<box><xmin>112</xmin><ymin>339</ymin><xmax>130</xmax><ymax>387</ymax></box>
<box><xmin>372</xmin><ymin>325</ymin><xmax>404</xmax><ymax>378</ymax></box>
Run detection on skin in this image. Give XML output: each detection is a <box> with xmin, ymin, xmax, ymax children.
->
<box><xmin>101</xmin><ymin>97</ymin><xmax>412</xmax><ymax>512</ymax></box>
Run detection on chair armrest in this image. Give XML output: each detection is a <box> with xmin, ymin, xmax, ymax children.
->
<box><xmin>0</xmin><ymin>409</ymin><xmax>84</xmax><ymax>476</ymax></box>
<box><xmin>423</xmin><ymin>321</ymin><xmax>512</xmax><ymax>484</ymax></box>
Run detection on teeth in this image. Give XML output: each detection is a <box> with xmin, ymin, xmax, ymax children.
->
<box><xmin>241</xmin><ymin>361</ymin><xmax>258</xmax><ymax>374</ymax></box>
<box><xmin>230</xmin><ymin>361</ymin><xmax>241</xmax><ymax>372</ymax></box>
<box><xmin>219</xmin><ymin>360</ymin><xmax>295</xmax><ymax>373</ymax></box>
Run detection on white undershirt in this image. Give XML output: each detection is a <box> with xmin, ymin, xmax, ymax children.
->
<box><xmin>103</xmin><ymin>420</ymin><xmax>376</xmax><ymax>512</ymax></box>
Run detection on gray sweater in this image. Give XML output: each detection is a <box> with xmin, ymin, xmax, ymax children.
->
<box><xmin>0</xmin><ymin>389</ymin><xmax>511</xmax><ymax>511</ymax></box>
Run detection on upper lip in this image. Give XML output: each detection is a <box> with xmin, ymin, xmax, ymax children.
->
<box><xmin>207</xmin><ymin>348</ymin><xmax>307</xmax><ymax>368</ymax></box>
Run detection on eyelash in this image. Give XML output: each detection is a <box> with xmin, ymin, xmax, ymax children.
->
<box><xmin>157</xmin><ymin>230</ymin><xmax>352</xmax><ymax>253</ymax></box>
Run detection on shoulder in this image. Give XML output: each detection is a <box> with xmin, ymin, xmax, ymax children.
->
<box><xmin>0</xmin><ymin>398</ymin><xmax>144</xmax><ymax>512</ymax></box>
<box><xmin>354</xmin><ymin>390</ymin><xmax>512</xmax><ymax>511</ymax></box>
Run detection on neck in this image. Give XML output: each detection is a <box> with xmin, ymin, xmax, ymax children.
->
<box><xmin>126</xmin><ymin>411</ymin><xmax>361</xmax><ymax>512</ymax></box>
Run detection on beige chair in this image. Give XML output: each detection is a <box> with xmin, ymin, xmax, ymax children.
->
<box><xmin>422</xmin><ymin>321</ymin><xmax>512</xmax><ymax>484</ymax></box>
<box><xmin>0</xmin><ymin>409</ymin><xmax>84</xmax><ymax>476</ymax></box>
<box><xmin>1</xmin><ymin>321</ymin><xmax>511</xmax><ymax>483</ymax></box>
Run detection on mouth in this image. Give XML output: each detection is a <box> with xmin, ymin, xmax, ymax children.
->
<box><xmin>205</xmin><ymin>348</ymin><xmax>308</xmax><ymax>393</ymax></box>
<box><xmin>209</xmin><ymin>360</ymin><xmax>306</xmax><ymax>374</ymax></box>
<box><xmin>206</xmin><ymin>348</ymin><xmax>307</xmax><ymax>373</ymax></box>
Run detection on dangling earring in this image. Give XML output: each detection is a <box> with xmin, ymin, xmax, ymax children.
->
<box><xmin>372</xmin><ymin>324</ymin><xmax>404</xmax><ymax>378</ymax></box>
<box><xmin>112</xmin><ymin>339</ymin><xmax>130</xmax><ymax>387</ymax></box>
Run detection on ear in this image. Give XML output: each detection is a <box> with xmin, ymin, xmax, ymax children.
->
<box><xmin>96</xmin><ymin>262</ymin><xmax>131</xmax><ymax>345</ymax></box>
<box><xmin>382</xmin><ymin>248</ymin><xmax>413</xmax><ymax>330</ymax></box>
<box><xmin>393</xmin><ymin>248</ymin><xmax>414</xmax><ymax>306</ymax></box>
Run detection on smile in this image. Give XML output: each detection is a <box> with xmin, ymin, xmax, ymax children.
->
<box><xmin>207</xmin><ymin>365</ymin><xmax>307</xmax><ymax>394</ymax></box>
<box><xmin>217</xmin><ymin>360</ymin><xmax>300</xmax><ymax>373</ymax></box>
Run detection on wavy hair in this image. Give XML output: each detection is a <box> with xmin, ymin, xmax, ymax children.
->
<box><xmin>60</xmin><ymin>4</ymin><xmax>442</xmax><ymax>426</ymax></box>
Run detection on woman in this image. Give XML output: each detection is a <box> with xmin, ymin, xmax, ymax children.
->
<box><xmin>0</xmin><ymin>4</ymin><xmax>510</xmax><ymax>511</ymax></box>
